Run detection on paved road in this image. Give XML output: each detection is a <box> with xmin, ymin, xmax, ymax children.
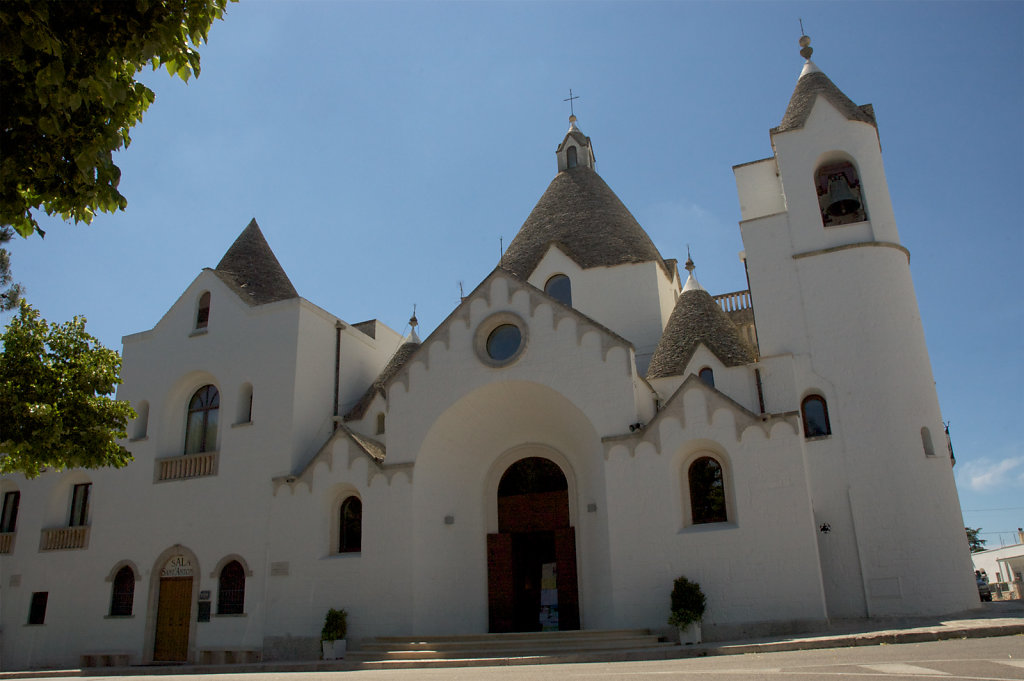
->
<box><xmin>66</xmin><ymin>636</ymin><xmax>1024</xmax><ymax>680</ymax></box>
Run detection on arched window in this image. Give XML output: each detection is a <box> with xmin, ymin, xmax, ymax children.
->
<box><xmin>376</xmin><ymin>413</ymin><xmax>386</xmax><ymax>435</ymax></box>
<box><xmin>566</xmin><ymin>146</ymin><xmax>578</xmax><ymax>169</ymax></box>
<box><xmin>801</xmin><ymin>394</ymin><xmax>832</xmax><ymax>438</ymax></box>
<box><xmin>688</xmin><ymin>457</ymin><xmax>727</xmax><ymax>524</ymax></box>
<box><xmin>544</xmin><ymin>274</ymin><xmax>572</xmax><ymax>306</ymax></box>
<box><xmin>184</xmin><ymin>385</ymin><xmax>219</xmax><ymax>454</ymax></box>
<box><xmin>109</xmin><ymin>566</ymin><xmax>135</xmax><ymax>616</ymax></box>
<box><xmin>698</xmin><ymin>367</ymin><xmax>715</xmax><ymax>388</ymax></box>
<box><xmin>217</xmin><ymin>560</ymin><xmax>245</xmax><ymax>614</ymax></box>
<box><xmin>815</xmin><ymin>161</ymin><xmax>867</xmax><ymax>227</ymax></box>
<box><xmin>195</xmin><ymin>292</ymin><xmax>211</xmax><ymax>330</ymax></box>
<box><xmin>921</xmin><ymin>427</ymin><xmax>935</xmax><ymax>457</ymax></box>
<box><xmin>339</xmin><ymin>496</ymin><xmax>362</xmax><ymax>553</ymax></box>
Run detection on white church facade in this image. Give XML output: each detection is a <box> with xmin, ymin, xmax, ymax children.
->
<box><xmin>0</xmin><ymin>41</ymin><xmax>979</xmax><ymax>669</ymax></box>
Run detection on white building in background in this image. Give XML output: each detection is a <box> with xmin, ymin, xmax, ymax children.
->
<box><xmin>972</xmin><ymin>530</ymin><xmax>1024</xmax><ymax>600</ymax></box>
<box><xmin>0</xmin><ymin>39</ymin><xmax>980</xmax><ymax>669</ymax></box>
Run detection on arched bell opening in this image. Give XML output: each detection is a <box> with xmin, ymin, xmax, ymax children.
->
<box><xmin>815</xmin><ymin>160</ymin><xmax>867</xmax><ymax>227</ymax></box>
<box><xmin>488</xmin><ymin>456</ymin><xmax>580</xmax><ymax>633</ymax></box>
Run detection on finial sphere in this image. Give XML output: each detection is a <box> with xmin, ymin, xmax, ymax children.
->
<box><xmin>799</xmin><ymin>34</ymin><xmax>813</xmax><ymax>60</ymax></box>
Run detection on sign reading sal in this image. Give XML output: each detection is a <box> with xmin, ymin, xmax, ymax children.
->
<box><xmin>161</xmin><ymin>555</ymin><xmax>194</xmax><ymax>578</ymax></box>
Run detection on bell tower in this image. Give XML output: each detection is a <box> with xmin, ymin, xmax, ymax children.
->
<box><xmin>733</xmin><ymin>36</ymin><xmax>977</xmax><ymax>618</ymax></box>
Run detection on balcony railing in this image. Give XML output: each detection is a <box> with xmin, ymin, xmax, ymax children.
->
<box><xmin>713</xmin><ymin>289</ymin><xmax>752</xmax><ymax>312</ymax></box>
<box><xmin>157</xmin><ymin>451</ymin><xmax>218</xmax><ymax>481</ymax></box>
<box><xmin>0</xmin><ymin>532</ymin><xmax>14</xmax><ymax>554</ymax></box>
<box><xmin>40</xmin><ymin>526</ymin><xmax>89</xmax><ymax>551</ymax></box>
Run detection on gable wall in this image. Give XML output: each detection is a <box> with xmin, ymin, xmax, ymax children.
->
<box><xmin>527</xmin><ymin>249</ymin><xmax>677</xmax><ymax>375</ymax></box>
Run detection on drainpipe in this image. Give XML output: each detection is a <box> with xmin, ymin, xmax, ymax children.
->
<box><xmin>333</xmin><ymin>320</ymin><xmax>343</xmax><ymax>431</ymax></box>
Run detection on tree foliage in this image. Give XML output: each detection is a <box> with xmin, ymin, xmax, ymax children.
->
<box><xmin>0</xmin><ymin>301</ymin><xmax>135</xmax><ymax>477</ymax></box>
<box><xmin>966</xmin><ymin>526</ymin><xmax>987</xmax><ymax>553</ymax></box>
<box><xmin>0</xmin><ymin>227</ymin><xmax>23</xmax><ymax>310</ymax></box>
<box><xmin>0</xmin><ymin>0</ymin><xmax>232</xmax><ymax>238</ymax></box>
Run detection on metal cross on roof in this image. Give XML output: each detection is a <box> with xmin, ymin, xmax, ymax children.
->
<box><xmin>564</xmin><ymin>89</ymin><xmax>580</xmax><ymax>117</ymax></box>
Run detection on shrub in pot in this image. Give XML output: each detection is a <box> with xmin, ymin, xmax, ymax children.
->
<box><xmin>321</xmin><ymin>608</ymin><xmax>348</xmax><ymax>660</ymax></box>
<box><xmin>667</xmin><ymin>576</ymin><xmax>706</xmax><ymax>644</ymax></box>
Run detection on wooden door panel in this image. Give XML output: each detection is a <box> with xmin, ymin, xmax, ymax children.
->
<box><xmin>554</xmin><ymin>527</ymin><xmax>580</xmax><ymax>630</ymax></box>
<box><xmin>154</xmin><ymin>577</ymin><xmax>192</xmax><ymax>661</ymax></box>
<box><xmin>487</xmin><ymin>533</ymin><xmax>514</xmax><ymax>633</ymax></box>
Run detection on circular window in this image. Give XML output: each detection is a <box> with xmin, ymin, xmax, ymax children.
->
<box><xmin>486</xmin><ymin>324</ymin><xmax>521</xmax><ymax>361</ymax></box>
<box><xmin>474</xmin><ymin>312</ymin><xmax>528</xmax><ymax>367</ymax></box>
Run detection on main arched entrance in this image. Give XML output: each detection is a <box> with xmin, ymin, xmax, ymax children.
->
<box><xmin>487</xmin><ymin>457</ymin><xmax>580</xmax><ymax>632</ymax></box>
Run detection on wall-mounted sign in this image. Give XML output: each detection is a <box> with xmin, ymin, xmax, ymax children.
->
<box><xmin>160</xmin><ymin>555</ymin><xmax>194</xmax><ymax>578</ymax></box>
<box><xmin>197</xmin><ymin>601</ymin><xmax>211</xmax><ymax>622</ymax></box>
<box><xmin>199</xmin><ymin>590</ymin><xmax>211</xmax><ymax>601</ymax></box>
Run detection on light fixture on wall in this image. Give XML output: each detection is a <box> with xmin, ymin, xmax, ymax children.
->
<box><xmin>444</xmin><ymin>515</ymin><xmax>455</xmax><ymax>525</ymax></box>
<box><xmin>819</xmin><ymin>522</ymin><xmax>831</xmax><ymax>534</ymax></box>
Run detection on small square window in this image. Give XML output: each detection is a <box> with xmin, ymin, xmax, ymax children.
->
<box><xmin>28</xmin><ymin>592</ymin><xmax>48</xmax><ymax>625</ymax></box>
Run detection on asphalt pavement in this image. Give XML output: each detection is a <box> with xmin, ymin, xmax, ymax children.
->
<box><xmin>2</xmin><ymin>601</ymin><xmax>1022</xmax><ymax>677</ymax></box>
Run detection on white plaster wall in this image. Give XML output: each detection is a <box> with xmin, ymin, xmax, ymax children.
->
<box><xmin>410</xmin><ymin>382</ymin><xmax>614</xmax><ymax>634</ymax></box>
<box><xmin>0</xmin><ymin>273</ymin><xmax>316</xmax><ymax>669</ymax></box>
<box><xmin>264</xmin><ymin>438</ymin><xmax>415</xmax><ymax>653</ymax></box>
<box><xmin>527</xmin><ymin>248</ymin><xmax>677</xmax><ymax>375</ymax></box>
<box><xmin>736</xmin><ymin>96</ymin><xmax>977</xmax><ymax>618</ymax></box>
<box><xmin>771</xmin><ymin>101</ymin><xmax>900</xmax><ymax>250</ymax></box>
<box><xmin>602</xmin><ymin>384</ymin><xmax>826</xmax><ymax>638</ymax></box>
<box><xmin>337</xmin><ymin>322</ymin><xmax>403</xmax><ymax>417</ymax></box>
<box><xmin>733</xmin><ymin>157</ymin><xmax>784</xmax><ymax>221</ymax></box>
<box><xmin>288</xmin><ymin>304</ymin><xmax>400</xmax><ymax>473</ymax></box>
<box><xmin>386</xmin><ymin>274</ymin><xmax>639</xmax><ymax>465</ymax></box>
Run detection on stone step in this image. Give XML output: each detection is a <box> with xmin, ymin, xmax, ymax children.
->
<box><xmin>370</xmin><ymin>627</ymin><xmax>653</xmax><ymax>645</ymax></box>
<box><xmin>348</xmin><ymin>640</ymin><xmax>675</xmax><ymax>662</ymax></box>
<box><xmin>350</xmin><ymin>629</ymin><xmax>670</xmax><ymax>663</ymax></box>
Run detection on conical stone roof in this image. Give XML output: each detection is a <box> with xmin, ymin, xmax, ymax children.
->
<box><xmin>499</xmin><ymin>166</ymin><xmax>669</xmax><ymax>279</ymax></box>
<box><xmin>646</xmin><ymin>288</ymin><xmax>755</xmax><ymax>379</ymax></box>
<box><xmin>774</xmin><ymin>66</ymin><xmax>876</xmax><ymax>134</ymax></box>
<box><xmin>214</xmin><ymin>219</ymin><xmax>299</xmax><ymax>305</ymax></box>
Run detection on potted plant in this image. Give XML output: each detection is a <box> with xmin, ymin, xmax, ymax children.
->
<box><xmin>321</xmin><ymin>608</ymin><xmax>348</xmax><ymax>660</ymax></box>
<box><xmin>667</xmin><ymin>576</ymin><xmax>706</xmax><ymax>645</ymax></box>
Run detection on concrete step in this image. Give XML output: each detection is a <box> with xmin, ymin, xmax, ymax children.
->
<box><xmin>370</xmin><ymin>628</ymin><xmax>652</xmax><ymax>644</ymax></box>
<box><xmin>350</xmin><ymin>629</ymin><xmax>672</xmax><ymax>663</ymax></box>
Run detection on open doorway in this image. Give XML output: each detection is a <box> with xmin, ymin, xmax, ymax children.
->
<box><xmin>487</xmin><ymin>457</ymin><xmax>579</xmax><ymax>632</ymax></box>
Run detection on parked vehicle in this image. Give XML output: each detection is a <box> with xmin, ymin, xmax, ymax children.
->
<box><xmin>976</xmin><ymin>574</ymin><xmax>992</xmax><ymax>602</ymax></box>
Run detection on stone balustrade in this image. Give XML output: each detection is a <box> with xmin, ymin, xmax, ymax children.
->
<box><xmin>157</xmin><ymin>451</ymin><xmax>218</xmax><ymax>481</ymax></box>
<box><xmin>713</xmin><ymin>289</ymin><xmax>752</xmax><ymax>312</ymax></box>
<box><xmin>40</xmin><ymin>526</ymin><xmax>89</xmax><ymax>551</ymax></box>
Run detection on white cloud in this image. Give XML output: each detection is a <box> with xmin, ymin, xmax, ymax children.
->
<box><xmin>957</xmin><ymin>456</ymin><xmax>1024</xmax><ymax>492</ymax></box>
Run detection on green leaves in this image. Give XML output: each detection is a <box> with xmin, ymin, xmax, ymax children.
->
<box><xmin>0</xmin><ymin>0</ymin><xmax>235</xmax><ymax>238</ymax></box>
<box><xmin>0</xmin><ymin>300</ymin><xmax>136</xmax><ymax>477</ymax></box>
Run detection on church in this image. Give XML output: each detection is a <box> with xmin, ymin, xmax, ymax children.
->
<box><xmin>0</xmin><ymin>37</ymin><xmax>979</xmax><ymax>669</ymax></box>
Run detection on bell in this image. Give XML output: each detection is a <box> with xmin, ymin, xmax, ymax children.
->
<box><xmin>825</xmin><ymin>173</ymin><xmax>861</xmax><ymax>217</ymax></box>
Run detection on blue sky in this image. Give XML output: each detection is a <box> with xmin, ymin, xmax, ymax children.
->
<box><xmin>6</xmin><ymin>1</ymin><xmax>1023</xmax><ymax>546</ymax></box>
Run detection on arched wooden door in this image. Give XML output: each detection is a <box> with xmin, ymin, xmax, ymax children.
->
<box><xmin>153</xmin><ymin>555</ymin><xmax>194</xmax><ymax>661</ymax></box>
<box><xmin>487</xmin><ymin>457</ymin><xmax>579</xmax><ymax>632</ymax></box>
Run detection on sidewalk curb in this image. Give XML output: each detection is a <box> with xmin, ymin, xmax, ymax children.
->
<box><xmin>2</xmin><ymin>621</ymin><xmax>1022</xmax><ymax>677</ymax></box>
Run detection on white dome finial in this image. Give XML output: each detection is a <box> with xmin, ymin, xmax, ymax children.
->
<box><xmin>682</xmin><ymin>247</ymin><xmax>705</xmax><ymax>292</ymax></box>
<box><xmin>407</xmin><ymin>304</ymin><xmax>420</xmax><ymax>343</ymax></box>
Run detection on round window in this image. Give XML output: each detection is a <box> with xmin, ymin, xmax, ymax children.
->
<box><xmin>486</xmin><ymin>324</ymin><xmax>522</xmax><ymax>362</ymax></box>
